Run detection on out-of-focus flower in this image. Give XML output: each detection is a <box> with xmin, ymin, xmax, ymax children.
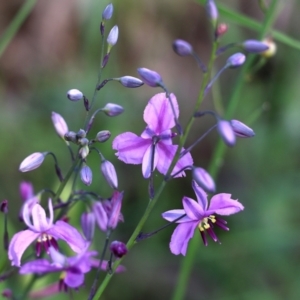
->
<box><xmin>226</xmin><ymin>52</ymin><xmax>246</xmax><ymax>68</ymax></box>
<box><xmin>217</xmin><ymin>120</ymin><xmax>236</xmax><ymax>147</ymax></box>
<box><xmin>206</xmin><ymin>0</ymin><xmax>218</xmax><ymax>28</ymax></box>
<box><xmin>107</xmin><ymin>25</ymin><xmax>119</xmax><ymax>51</ymax></box>
<box><xmin>172</xmin><ymin>39</ymin><xmax>193</xmax><ymax>56</ymax></box>
<box><xmin>110</xmin><ymin>241</ymin><xmax>127</xmax><ymax>258</ymax></box>
<box><xmin>261</xmin><ymin>37</ymin><xmax>277</xmax><ymax>58</ymax></box>
<box><xmin>67</xmin><ymin>89</ymin><xmax>83</xmax><ymax>101</ymax></box>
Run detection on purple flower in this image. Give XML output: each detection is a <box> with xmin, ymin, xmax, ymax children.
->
<box><xmin>8</xmin><ymin>199</ymin><xmax>87</xmax><ymax>266</ymax></box>
<box><xmin>162</xmin><ymin>181</ymin><xmax>244</xmax><ymax>255</ymax></box>
<box><xmin>19</xmin><ymin>152</ymin><xmax>47</xmax><ymax>172</ymax></box>
<box><xmin>112</xmin><ymin>93</ymin><xmax>193</xmax><ymax>178</ymax></box>
<box><xmin>19</xmin><ymin>181</ymin><xmax>39</xmax><ymax>221</ymax></box>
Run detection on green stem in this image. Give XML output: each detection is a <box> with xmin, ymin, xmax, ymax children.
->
<box><xmin>0</xmin><ymin>0</ymin><xmax>37</xmax><ymax>58</ymax></box>
<box><xmin>172</xmin><ymin>1</ymin><xmax>280</xmax><ymax>300</ymax></box>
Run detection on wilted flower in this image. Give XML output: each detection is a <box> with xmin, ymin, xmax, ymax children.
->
<box><xmin>19</xmin><ymin>152</ymin><xmax>47</xmax><ymax>172</ymax></box>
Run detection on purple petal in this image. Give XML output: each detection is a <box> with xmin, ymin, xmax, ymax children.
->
<box><xmin>19</xmin><ymin>259</ymin><xmax>62</xmax><ymax>274</ymax></box>
<box><xmin>170</xmin><ymin>149</ymin><xmax>193</xmax><ymax>177</ymax></box>
<box><xmin>192</xmin><ymin>181</ymin><xmax>208</xmax><ymax>210</ymax></box>
<box><xmin>20</xmin><ymin>181</ymin><xmax>34</xmax><ymax>201</ymax></box>
<box><xmin>155</xmin><ymin>143</ymin><xmax>176</xmax><ymax>175</ymax></box>
<box><xmin>113</xmin><ymin>132</ymin><xmax>150</xmax><ymax>164</ymax></box>
<box><xmin>93</xmin><ymin>202</ymin><xmax>108</xmax><ymax>232</ymax></box>
<box><xmin>64</xmin><ymin>269</ymin><xmax>84</xmax><ymax>288</ymax></box>
<box><xmin>182</xmin><ymin>197</ymin><xmax>204</xmax><ymax>220</ymax></box>
<box><xmin>107</xmin><ymin>191</ymin><xmax>123</xmax><ymax>230</ymax></box>
<box><xmin>169</xmin><ymin>222</ymin><xmax>198</xmax><ymax>256</ymax></box>
<box><xmin>143</xmin><ymin>93</ymin><xmax>179</xmax><ymax>133</ymax></box>
<box><xmin>207</xmin><ymin>193</ymin><xmax>244</xmax><ymax>216</ymax></box>
<box><xmin>142</xmin><ymin>144</ymin><xmax>158</xmax><ymax>178</ymax></box>
<box><xmin>48</xmin><ymin>221</ymin><xmax>87</xmax><ymax>253</ymax></box>
<box><xmin>8</xmin><ymin>230</ymin><xmax>39</xmax><ymax>266</ymax></box>
<box><xmin>30</xmin><ymin>201</ymin><xmax>52</xmax><ymax>232</ymax></box>
<box><xmin>68</xmin><ymin>250</ymin><xmax>98</xmax><ymax>273</ymax></box>
<box><xmin>162</xmin><ymin>209</ymin><xmax>191</xmax><ymax>223</ymax></box>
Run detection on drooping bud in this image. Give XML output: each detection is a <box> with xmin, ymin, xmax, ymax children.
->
<box><xmin>261</xmin><ymin>38</ymin><xmax>277</xmax><ymax>58</ymax></box>
<box><xmin>137</xmin><ymin>68</ymin><xmax>163</xmax><ymax>87</ymax></box>
<box><xmin>118</xmin><ymin>76</ymin><xmax>144</xmax><ymax>88</ymax></box>
<box><xmin>64</xmin><ymin>131</ymin><xmax>77</xmax><ymax>143</ymax></box>
<box><xmin>206</xmin><ymin>0</ymin><xmax>218</xmax><ymax>29</ymax></box>
<box><xmin>192</xmin><ymin>167</ymin><xmax>216</xmax><ymax>193</ymax></box>
<box><xmin>103</xmin><ymin>103</ymin><xmax>124</xmax><ymax>117</ymax></box>
<box><xmin>80</xmin><ymin>165</ymin><xmax>93</xmax><ymax>186</ymax></box>
<box><xmin>230</xmin><ymin>120</ymin><xmax>255</xmax><ymax>138</ymax></box>
<box><xmin>19</xmin><ymin>152</ymin><xmax>47</xmax><ymax>172</ymax></box>
<box><xmin>217</xmin><ymin>120</ymin><xmax>236</xmax><ymax>147</ymax></box>
<box><xmin>102</xmin><ymin>3</ymin><xmax>113</xmax><ymax>20</ymax></box>
<box><xmin>67</xmin><ymin>89</ymin><xmax>83</xmax><ymax>101</ymax></box>
<box><xmin>110</xmin><ymin>241</ymin><xmax>127</xmax><ymax>258</ymax></box>
<box><xmin>172</xmin><ymin>39</ymin><xmax>193</xmax><ymax>56</ymax></box>
<box><xmin>107</xmin><ymin>25</ymin><xmax>119</xmax><ymax>53</ymax></box>
<box><xmin>79</xmin><ymin>145</ymin><xmax>89</xmax><ymax>159</ymax></box>
<box><xmin>0</xmin><ymin>200</ymin><xmax>8</xmax><ymax>214</ymax></box>
<box><xmin>96</xmin><ymin>130</ymin><xmax>111</xmax><ymax>143</ymax></box>
<box><xmin>242</xmin><ymin>40</ymin><xmax>269</xmax><ymax>53</ymax></box>
<box><xmin>101</xmin><ymin>159</ymin><xmax>118</xmax><ymax>189</ymax></box>
<box><xmin>226</xmin><ymin>52</ymin><xmax>246</xmax><ymax>69</ymax></box>
<box><xmin>81</xmin><ymin>212</ymin><xmax>95</xmax><ymax>241</ymax></box>
<box><xmin>51</xmin><ymin>112</ymin><xmax>69</xmax><ymax>139</ymax></box>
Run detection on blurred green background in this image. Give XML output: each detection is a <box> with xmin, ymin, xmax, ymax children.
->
<box><xmin>1</xmin><ymin>0</ymin><xmax>300</xmax><ymax>299</ymax></box>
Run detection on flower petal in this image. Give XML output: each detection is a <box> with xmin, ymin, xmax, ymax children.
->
<box><xmin>31</xmin><ymin>203</ymin><xmax>52</xmax><ymax>232</ymax></box>
<box><xmin>48</xmin><ymin>221</ymin><xmax>87</xmax><ymax>253</ymax></box>
<box><xmin>143</xmin><ymin>93</ymin><xmax>179</xmax><ymax>133</ymax></box>
<box><xmin>170</xmin><ymin>149</ymin><xmax>193</xmax><ymax>177</ymax></box>
<box><xmin>162</xmin><ymin>209</ymin><xmax>191</xmax><ymax>223</ymax></box>
<box><xmin>182</xmin><ymin>197</ymin><xmax>204</xmax><ymax>220</ymax></box>
<box><xmin>169</xmin><ymin>222</ymin><xmax>198</xmax><ymax>256</ymax></box>
<box><xmin>19</xmin><ymin>259</ymin><xmax>61</xmax><ymax>274</ymax></box>
<box><xmin>142</xmin><ymin>144</ymin><xmax>158</xmax><ymax>178</ymax></box>
<box><xmin>155</xmin><ymin>143</ymin><xmax>176</xmax><ymax>175</ymax></box>
<box><xmin>113</xmin><ymin>132</ymin><xmax>150</xmax><ymax>164</ymax></box>
<box><xmin>64</xmin><ymin>269</ymin><xmax>84</xmax><ymax>288</ymax></box>
<box><xmin>8</xmin><ymin>230</ymin><xmax>39</xmax><ymax>266</ymax></box>
<box><xmin>192</xmin><ymin>181</ymin><xmax>208</xmax><ymax>210</ymax></box>
<box><xmin>207</xmin><ymin>194</ymin><xmax>244</xmax><ymax>216</ymax></box>
<box><xmin>93</xmin><ymin>202</ymin><xmax>108</xmax><ymax>232</ymax></box>
<box><xmin>89</xmin><ymin>258</ymin><xmax>126</xmax><ymax>273</ymax></box>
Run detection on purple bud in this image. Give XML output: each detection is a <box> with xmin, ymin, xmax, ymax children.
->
<box><xmin>80</xmin><ymin>165</ymin><xmax>93</xmax><ymax>186</ymax></box>
<box><xmin>192</xmin><ymin>167</ymin><xmax>216</xmax><ymax>193</ymax></box>
<box><xmin>101</xmin><ymin>159</ymin><xmax>118</xmax><ymax>189</ymax></box>
<box><xmin>0</xmin><ymin>200</ymin><xmax>8</xmax><ymax>213</ymax></box>
<box><xmin>172</xmin><ymin>39</ymin><xmax>193</xmax><ymax>56</ymax></box>
<box><xmin>96</xmin><ymin>130</ymin><xmax>111</xmax><ymax>142</ymax></box>
<box><xmin>110</xmin><ymin>241</ymin><xmax>127</xmax><ymax>258</ymax></box>
<box><xmin>102</xmin><ymin>53</ymin><xmax>110</xmax><ymax>68</ymax></box>
<box><xmin>81</xmin><ymin>212</ymin><xmax>95</xmax><ymax>241</ymax></box>
<box><xmin>78</xmin><ymin>137</ymin><xmax>89</xmax><ymax>146</ymax></box>
<box><xmin>206</xmin><ymin>0</ymin><xmax>218</xmax><ymax>27</ymax></box>
<box><xmin>137</xmin><ymin>68</ymin><xmax>163</xmax><ymax>87</ymax></box>
<box><xmin>230</xmin><ymin>119</ymin><xmax>255</xmax><ymax>138</ymax></box>
<box><xmin>216</xmin><ymin>23</ymin><xmax>228</xmax><ymax>38</ymax></box>
<box><xmin>119</xmin><ymin>76</ymin><xmax>144</xmax><ymax>88</ymax></box>
<box><xmin>226</xmin><ymin>52</ymin><xmax>246</xmax><ymax>69</ymax></box>
<box><xmin>93</xmin><ymin>202</ymin><xmax>108</xmax><ymax>232</ymax></box>
<box><xmin>103</xmin><ymin>103</ymin><xmax>124</xmax><ymax>117</ymax></box>
<box><xmin>19</xmin><ymin>181</ymin><xmax>34</xmax><ymax>201</ymax></box>
<box><xmin>67</xmin><ymin>89</ymin><xmax>83</xmax><ymax>101</ymax></box>
<box><xmin>79</xmin><ymin>145</ymin><xmax>89</xmax><ymax>159</ymax></box>
<box><xmin>19</xmin><ymin>152</ymin><xmax>47</xmax><ymax>172</ymax></box>
<box><xmin>217</xmin><ymin>120</ymin><xmax>236</xmax><ymax>147</ymax></box>
<box><xmin>107</xmin><ymin>25</ymin><xmax>119</xmax><ymax>47</ymax></box>
<box><xmin>64</xmin><ymin>131</ymin><xmax>77</xmax><ymax>143</ymax></box>
<box><xmin>242</xmin><ymin>40</ymin><xmax>269</xmax><ymax>53</ymax></box>
<box><xmin>107</xmin><ymin>191</ymin><xmax>123</xmax><ymax>229</ymax></box>
<box><xmin>2</xmin><ymin>289</ymin><xmax>12</xmax><ymax>298</ymax></box>
<box><xmin>102</xmin><ymin>3</ymin><xmax>113</xmax><ymax>20</ymax></box>
<box><xmin>51</xmin><ymin>112</ymin><xmax>69</xmax><ymax>139</ymax></box>
<box><xmin>76</xmin><ymin>129</ymin><xmax>86</xmax><ymax>139</ymax></box>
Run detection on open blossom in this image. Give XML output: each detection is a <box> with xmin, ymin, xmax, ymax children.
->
<box><xmin>162</xmin><ymin>181</ymin><xmax>244</xmax><ymax>255</ymax></box>
<box><xmin>113</xmin><ymin>93</ymin><xmax>193</xmax><ymax>178</ymax></box>
<box><xmin>8</xmin><ymin>199</ymin><xmax>87</xmax><ymax>266</ymax></box>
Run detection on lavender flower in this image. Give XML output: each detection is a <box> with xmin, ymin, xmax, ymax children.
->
<box><xmin>102</xmin><ymin>3</ymin><xmax>113</xmax><ymax>20</ymax></box>
<box><xmin>162</xmin><ymin>181</ymin><xmax>244</xmax><ymax>255</ymax></box>
<box><xmin>192</xmin><ymin>167</ymin><xmax>215</xmax><ymax>193</ymax></box>
<box><xmin>206</xmin><ymin>0</ymin><xmax>218</xmax><ymax>28</ymax></box>
<box><xmin>230</xmin><ymin>119</ymin><xmax>255</xmax><ymax>138</ymax></box>
<box><xmin>226</xmin><ymin>52</ymin><xmax>246</xmax><ymax>69</ymax></box>
<box><xmin>113</xmin><ymin>93</ymin><xmax>193</xmax><ymax>178</ymax></box>
<box><xmin>137</xmin><ymin>68</ymin><xmax>163</xmax><ymax>87</ymax></box>
<box><xmin>119</xmin><ymin>76</ymin><xmax>144</xmax><ymax>88</ymax></box>
<box><xmin>8</xmin><ymin>199</ymin><xmax>87</xmax><ymax>266</ymax></box>
<box><xmin>81</xmin><ymin>212</ymin><xmax>95</xmax><ymax>241</ymax></box>
<box><xmin>19</xmin><ymin>152</ymin><xmax>47</xmax><ymax>172</ymax></box>
<box><xmin>19</xmin><ymin>181</ymin><xmax>39</xmax><ymax>221</ymax></box>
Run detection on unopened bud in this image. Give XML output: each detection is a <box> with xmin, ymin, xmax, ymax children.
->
<box><xmin>102</xmin><ymin>3</ymin><xmax>113</xmax><ymax>20</ymax></box>
<box><xmin>230</xmin><ymin>120</ymin><xmax>255</xmax><ymax>138</ymax></box>
<box><xmin>101</xmin><ymin>159</ymin><xmax>118</xmax><ymax>189</ymax></box>
<box><xmin>172</xmin><ymin>39</ymin><xmax>193</xmax><ymax>56</ymax></box>
<box><xmin>217</xmin><ymin>120</ymin><xmax>236</xmax><ymax>147</ymax></box>
<box><xmin>81</xmin><ymin>212</ymin><xmax>95</xmax><ymax>241</ymax></box>
<box><xmin>79</xmin><ymin>145</ymin><xmax>89</xmax><ymax>159</ymax></box>
<box><xmin>242</xmin><ymin>40</ymin><xmax>269</xmax><ymax>53</ymax></box>
<box><xmin>119</xmin><ymin>76</ymin><xmax>144</xmax><ymax>88</ymax></box>
<box><xmin>19</xmin><ymin>152</ymin><xmax>47</xmax><ymax>172</ymax></box>
<box><xmin>226</xmin><ymin>52</ymin><xmax>246</xmax><ymax>69</ymax></box>
<box><xmin>103</xmin><ymin>103</ymin><xmax>124</xmax><ymax>117</ymax></box>
<box><xmin>107</xmin><ymin>25</ymin><xmax>119</xmax><ymax>51</ymax></box>
<box><xmin>110</xmin><ymin>241</ymin><xmax>127</xmax><ymax>258</ymax></box>
<box><xmin>79</xmin><ymin>137</ymin><xmax>89</xmax><ymax>146</ymax></box>
<box><xmin>80</xmin><ymin>165</ymin><xmax>93</xmax><ymax>186</ymax></box>
<box><xmin>206</xmin><ymin>0</ymin><xmax>218</xmax><ymax>28</ymax></box>
<box><xmin>51</xmin><ymin>112</ymin><xmax>69</xmax><ymax>139</ymax></box>
<box><xmin>192</xmin><ymin>167</ymin><xmax>215</xmax><ymax>193</ymax></box>
<box><xmin>67</xmin><ymin>89</ymin><xmax>83</xmax><ymax>101</ymax></box>
<box><xmin>64</xmin><ymin>131</ymin><xmax>77</xmax><ymax>143</ymax></box>
<box><xmin>216</xmin><ymin>23</ymin><xmax>228</xmax><ymax>38</ymax></box>
<box><xmin>96</xmin><ymin>130</ymin><xmax>111</xmax><ymax>143</ymax></box>
<box><xmin>137</xmin><ymin>68</ymin><xmax>163</xmax><ymax>87</ymax></box>
<box><xmin>76</xmin><ymin>129</ymin><xmax>86</xmax><ymax>139</ymax></box>
<box><xmin>0</xmin><ymin>200</ymin><xmax>8</xmax><ymax>213</ymax></box>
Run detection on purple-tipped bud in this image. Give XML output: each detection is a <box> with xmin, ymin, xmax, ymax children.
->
<box><xmin>0</xmin><ymin>200</ymin><xmax>8</xmax><ymax>213</ymax></box>
<box><xmin>51</xmin><ymin>112</ymin><xmax>69</xmax><ymax>139</ymax></box>
<box><xmin>217</xmin><ymin>120</ymin><xmax>236</xmax><ymax>147</ymax></box>
<box><xmin>230</xmin><ymin>120</ymin><xmax>255</xmax><ymax>138</ymax></box>
<box><xmin>64</xmin><ymin>131</ymin><xmax>77</xmax><ymax>143</ymax></box>
<box><xmin>172</xmin><ymin>39</ymin><xmax>193</xmax><ymax>56</ymax></box>
<box><xmin>19</xmin><ymin>152</ymin><xmax>47</xmax><ymax>172</ymax></box>
<box><xmin>80</xmin><ymin>165</ymin><xmax>93</xmax><ymax>186</ymax></box>
<box><xmin>79</xmin><ymin>145</ymin><xmax>89</xmax><ymax>159</ymax></box>
<box><xmin>107</xmin><ymin>25</ymin><xmax>119</xmax><ymax>48</ymax></box>
<box><xmin>242</xmin><ymin>40</ymin><xmax>269</xmax><ymax>53</ymax></box>
<box><xmin>226</xmin><ymin>52</ymin><xmax>246</xmax><ymax>69</ymax></box>
<box><xmin>76</xmin><ymin>129</ymin><xmax>86</xmax><ymax>139</ymax></box>
<box><xmin>102</xmin><ymin>3</ymin><xmax>113</xmax><ymax>20</ymax></box>
<box><xmin>101</xmin><ymin>159</ymin><xmax>118</xmax><ymax>189</ymax></box>
<box><xmin>96</xmin><ymin>130</ymin><xmax>111</xmax><ymax>143</ymax></box>
<box><xmin>206</xmin><ymin>0</ymin><xmax>218</xmax><ymax>28</ymax></box>
<box><xmin>137</xmin><ymin>68</ymin><xmax>163</xmax><ymax>87</ymax></box>
<box><xmin>103</xmin><ymin>103</ymin><xmax>124</xmax><ymax>117</ymax></box>
<box><xmin>81</xmin><ymin>212</ymin><xmax>95</xmax><ymax>241</ymax></box>
<box><xmin>192</xmin><ymin>167</ymin><xmax>216</xmax><ymax>193</ymax></box>
<box><xmin>67</xmin><ymin>89</ymin><xmax>83</xmax><ymax>101</ymax></box>
<box><xmin>110</xmin><ymin>241</ymin><xmax>127</xmax><ymax>258</ymax></box>
<box><xmin>119</xmin><ymin>76</ymin><xmax>144</xmax><ymax>88</ymax></box>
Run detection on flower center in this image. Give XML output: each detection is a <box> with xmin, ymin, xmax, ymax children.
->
<box><xmin>198</xmin><ymin>215</ymin><xmax>216</xmax><ymax>231</ymax></box>
<box><xmin>36</xmin><ymin>233</ymin><xmax>58</xmax><ymax>256</ymax></box>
